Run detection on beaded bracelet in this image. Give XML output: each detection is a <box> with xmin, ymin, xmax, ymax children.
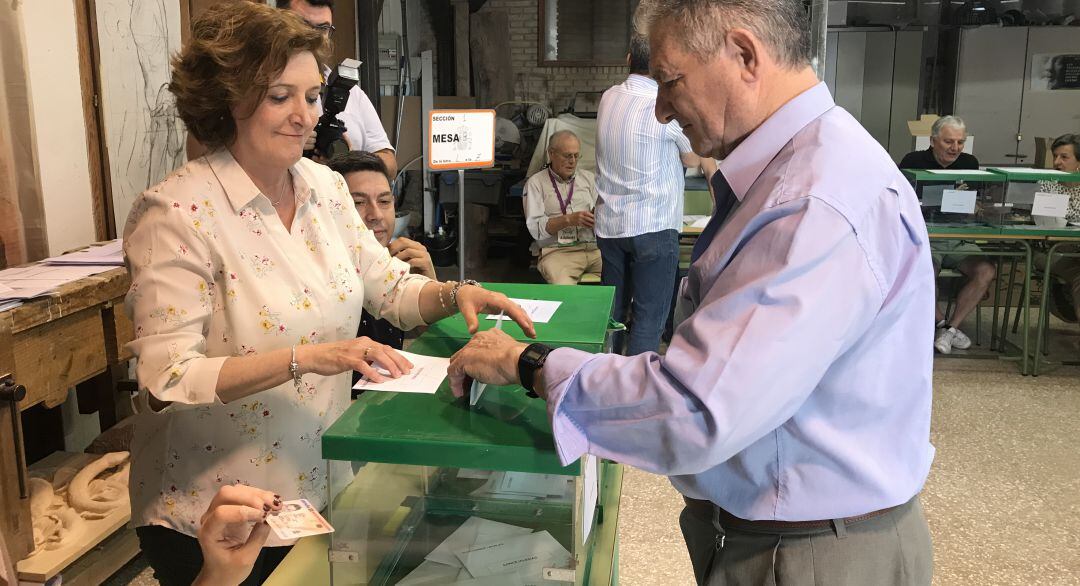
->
<box><xmin>450</xmin><ymin>279</ymin><xmax>481</xmax><ymax>307</ymax></box>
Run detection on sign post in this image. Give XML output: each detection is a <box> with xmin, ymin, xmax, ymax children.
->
<box><xmin>427</xmin><ymin>110</ymin><xmax>496</xmax><ymax>281</ymax></box>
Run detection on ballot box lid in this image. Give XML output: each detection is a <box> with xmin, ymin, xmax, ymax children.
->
<box><xmin>423</xmin><ymin>282</ymin><xmax>614</xmax><ymax>351</ymax></box>
<box><xmin>322</xmin><ymin>334</ymin><xmax>581</xmax><ymax>475</ymax></box>
<box><xmin>902</xmin><ymin>169</ymin><xmax>1007</xmax><ymax>183</ymax></box>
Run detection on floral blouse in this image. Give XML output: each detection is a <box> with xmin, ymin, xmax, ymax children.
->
<box><xmin>123</xmin><ymin>149</ymin><xmax>431</xmax><ymax>544</ymax></box>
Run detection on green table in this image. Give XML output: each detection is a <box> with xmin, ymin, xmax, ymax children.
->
<box><xmin>424</xmin><ymin>282</ymin><xmax>615</xmax><ymax>352</ymax></box>
<box><xmin>1029</xmin><ymin>228</ymin><xmax>1080</xmax><ymax>375</ymax></box>
<box><xmin>927</xmin><ymin>224</ymin><xmax>1040</xmax><ymax>374</ymax></box>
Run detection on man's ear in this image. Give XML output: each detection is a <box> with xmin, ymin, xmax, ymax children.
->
<box><xmin>726</xmin><ymin>28</ymin><xmax>763</xmax><ymax>83</ymax></box>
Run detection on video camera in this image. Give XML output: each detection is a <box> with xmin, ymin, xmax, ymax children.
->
<box><xmin>305</xmin><ymin>58</ymin><xmax>362</xmax><ymax>160</ymax></box>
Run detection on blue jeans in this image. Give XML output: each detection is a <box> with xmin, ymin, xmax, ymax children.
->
<box><xmin>598</xmin><ymin>230</ymin><xmax>680</xmax><ymax>355</ymax></box>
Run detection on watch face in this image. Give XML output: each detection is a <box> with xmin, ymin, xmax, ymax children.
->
<box><xmin>524</xmin><ymin>346</ymin><xmax>546</xmax><ymax>362</ymax></box>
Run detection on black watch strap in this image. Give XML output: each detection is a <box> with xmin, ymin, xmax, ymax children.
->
<box><xmin>518</xmin><ymin>343</ymin><xmax>553</xmax><ymax>397</ymax></box>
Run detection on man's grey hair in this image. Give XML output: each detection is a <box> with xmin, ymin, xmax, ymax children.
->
<box><xmin>634</xmin><ymin>0</ymin><xmax>811</xmax><ymax>69</ymax></box>
<box><xmin>930</xmin><ymin>116</ymin><xmax>966</xmax><ymax>138</ymax></box>
<box><xmin>548</xmin><ymin>130</ymin><xmax>579</xmax><ymax>151</ymax></box>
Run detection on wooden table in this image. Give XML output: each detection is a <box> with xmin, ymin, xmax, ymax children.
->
<box><xmin>0</xmin><ymin>265</ymin><xmax>133</xmax><ymax>562</ymax></box>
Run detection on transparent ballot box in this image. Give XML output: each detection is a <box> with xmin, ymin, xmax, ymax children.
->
<box><xmin>321</xmin><ymin>334</ymin><xmax>617</xmax><ymax>586</ymax></box>
<box><xmin>902</xmin><ymin>169</ymin><xmax>1006</xmax><ymax>226</ymax></box>
<box><xmin>987</xmin><ymin>167</ymin><xmax>1080</xmax><ymax>228</ymax></box>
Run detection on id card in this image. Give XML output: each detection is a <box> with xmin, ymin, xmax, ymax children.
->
<box><xmin>557</xmin><ymin>227</ymin><xmax>577</xmax><ymax>245</ymax></box>
<box><xmin>265</xmin><ymin>499</ymin><xmax>335</xmax><ymax>539</ymax></box>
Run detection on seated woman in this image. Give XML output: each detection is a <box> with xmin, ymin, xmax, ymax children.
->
<box><xmin>123</xmin><ymin>3</ymin><xmax>533</xmax><ymax>585</ymax></box>
<box><xmin>1035</xmin><ymin>134</ymin><xmax>1080</xmax><ymax>322</ymax></box>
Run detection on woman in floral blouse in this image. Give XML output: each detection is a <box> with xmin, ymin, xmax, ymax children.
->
<box><xmin>122</xmin><ymin>4</ymin><xmax>533</xmax><ymax>584</ymax></box>
<box><xmin>1035</xmin><ymin>134</ymin><xmax>1080</xmax><ymax>323</ymax></box>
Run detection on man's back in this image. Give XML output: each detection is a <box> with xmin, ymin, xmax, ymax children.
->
<box><xmin>594</xmin><ymin>74</ymin><xmax>690</xmax><ymax>238</ymax></box>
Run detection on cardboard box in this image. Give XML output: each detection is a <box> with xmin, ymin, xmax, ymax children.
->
<box><xmin>1033</xmin><ymin>137</ymin><xmax>1055</xmax><ymax>169</ymax></box>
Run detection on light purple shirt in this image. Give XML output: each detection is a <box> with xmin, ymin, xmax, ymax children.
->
<box><xmin>543</xmin><ymin>83</ymin><xmax>936</xmax><ymax>521</ymax></box>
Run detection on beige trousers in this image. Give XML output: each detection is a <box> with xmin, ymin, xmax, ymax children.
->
<box><xmin>537</xmin><ymin>243</ymin><xmax>601</xmax><ymax>285</ymax></box>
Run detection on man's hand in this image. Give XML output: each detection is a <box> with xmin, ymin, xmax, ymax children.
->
<box><xmin>193</xmin><ymin>484</ymin><xmax>281</xmax><ymax>586</ymax></box>
<box><xmin>389</xmin><ymin>237</ymin><xmax>436</xmax><ymax>279</ymax></box>
<box><xmin>568</xmin><ymin>210</ymin><xmax>595</xmax><ymax>229</ymax></box>
<box><xmin>448</xmin><ymin>329</ymin><xmax>528</xmax><ymax>398</ymax></box>
<box><xmin>454</xmin><ymin>286</ymin><xmax>537</xmax><ymax>338</ymax></box>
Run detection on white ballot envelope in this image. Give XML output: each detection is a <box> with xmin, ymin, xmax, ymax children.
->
<box><xmin>353</xmin><ymin>351</ymin><xmax>449</xmax><ymax>394</ymax></box>
<box><xmin>425</xmin><ymin>516</ymin><xmax>533</xmax><ymax>568</ymax></box>
<box><xmin>455</xmin><ymin>530</ymin><xmax>572</xmax><ymax>584</ymax></box>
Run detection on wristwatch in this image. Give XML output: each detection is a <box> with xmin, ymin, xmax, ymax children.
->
<box><xmin>518</xmin><ymin>343</ymin><xmax>553</xmax><ymax>398</ymax></box>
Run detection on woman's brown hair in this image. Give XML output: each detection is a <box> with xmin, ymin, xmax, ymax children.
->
<box><xmin>169</xmin><ymin>1</ymin><xmax>329</xmax><ymax>150</ymax></box>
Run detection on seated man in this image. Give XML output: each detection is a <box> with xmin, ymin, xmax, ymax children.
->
<box><xmin>900</xmin><ymin>115</ymin><xmax>996</xmax><ymax>353</ymax></box>
<box><xmin>525</xmin><ymin>130</ymin><xmax>601</xmax><ymax>285</ymax></box>
<box><xmin>328</xmin><ymin>152</ymin><xmax>434</xmax><ymax>386</ymax></box>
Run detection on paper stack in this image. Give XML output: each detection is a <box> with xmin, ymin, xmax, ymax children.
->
<box><xmin>397</xmin><ymin>516</ymin><xmax>572</xmax><ymax>586</ymax></box>
<box><xmin>43</xmin><ymin>239</ymin><xmax>124</xmax><ymax>266</ymax></box>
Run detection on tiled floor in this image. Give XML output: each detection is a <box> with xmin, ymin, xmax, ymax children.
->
<box><xmin>615</xmin><ymin>357</ymin><xmax>1080</xmax><ymax>586</ymax></box>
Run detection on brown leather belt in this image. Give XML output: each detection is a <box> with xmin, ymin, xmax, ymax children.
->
<box><xmin>684</xmin><ymin>496</ymin><xmax>900</xmax><ymax>532</ymax></box>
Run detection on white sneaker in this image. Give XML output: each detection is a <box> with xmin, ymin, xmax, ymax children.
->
<box><xmin>950</xmin><ymin>328</ymin><xmax>972</xmax><ymax>350</ymax></box>
<box><xmin>934</xmin><ymin>328</ymin><xmax>955</xmax><ymax>354</ymax></box>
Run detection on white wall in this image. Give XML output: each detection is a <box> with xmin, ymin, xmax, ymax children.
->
<box><xmin>20</xmin><ymin>0</ymin><xmax>96</xmax><ymax>255</ymax></box>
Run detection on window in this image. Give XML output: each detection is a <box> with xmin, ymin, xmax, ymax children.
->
<box><xmin>539</xmin><ymin>0</ymin><xmax>639</xmax><ymax>66</ymax></box>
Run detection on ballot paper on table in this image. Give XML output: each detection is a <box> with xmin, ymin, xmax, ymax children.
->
<box><xmin>455</xmin><ymin>530</ymin><xmax>572</xmax><ymax>583</ymax></box>
<box><xmin>1032</xmin><ymin>192</ymin><xmax>1070</xmax><ymax>218</ymax></box>
<box><xmin>425</xmin><ymin>517</ymin><xmax>534</xmax><ymax>567</ymax></box>
<box><xmin>352</xmin><ymin>351</ymin><xmax>449</xmax><ymax>394</ymax></box>
<box><xmin>940</xmin><ymin>190</ymin><xmax>977</xmax><ymax>214</ymax></box>
<box><xmin>925</xmin><ymin>169</ymin><xmax>996</xmax><ymax>176</ymax></box>
<box><xmin>486</xmin><ymin>299</ymin><xmax>562</xmax><ymax>323</ymax></box>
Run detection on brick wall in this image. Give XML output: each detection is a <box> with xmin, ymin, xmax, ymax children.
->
<box><xmin>483</xmin><ymin>0</ymin><xmax>629</xmax><ymax>114</ymax></box>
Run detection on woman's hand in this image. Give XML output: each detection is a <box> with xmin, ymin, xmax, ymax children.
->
<box><xmin>193</xmin><ymin>484</ymin><xmax>281</xmax><ymax>586</ymax></box>
<box><xmin>298</xmin><ymin>337</ymin><xmax>414</xmax><ymax>383</ymax></box>
<box><xmin>454</xmin><ymin>286</ymin><xmax>537</xmax><ymax>338</ymax></box>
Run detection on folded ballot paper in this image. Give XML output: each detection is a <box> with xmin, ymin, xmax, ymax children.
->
<box><xmin>397</xmin><ymin>516</ymin><xmax>571</xmax><ymax>586</ymax></box>
<box><xmin>470</xmin><ymin>471</ymin><xmax>573</xmax><ymax>501</ymax></box>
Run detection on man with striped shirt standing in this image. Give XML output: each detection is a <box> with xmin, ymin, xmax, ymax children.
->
<box><xmin>596</xmin><ymin>35</ymin><xmax>716</xmax><ymax>355</ymax></box>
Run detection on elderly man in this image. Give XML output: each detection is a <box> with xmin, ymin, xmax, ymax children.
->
<box><xmin>448</xmin><ymin>0</ymin><xmax>935</xmax><ymax>583</ymax></box>
<box><xmin>596</xmin><ymin>35</ymin><xmax>715</xmax><ymax>355</ymax></box>
<box><xmin>524</xmin><ymin>130</ymin><xmax>602</xmax><ymax>285</ymax></box>
<box><xmin>900</xmin><ymin>115</ymin><xmax>995</xmax><ymax>354</ymax></box>
<box><xmin>329</xmin><ymin>152</ymin><xmax>433</xmax><ymax>381</ymax></box>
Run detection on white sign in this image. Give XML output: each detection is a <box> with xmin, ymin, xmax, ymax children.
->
<box><xmin>428</xmin><ymin>109</ymin><xmax>496</xmax><ymax>170</ymax></box>
<box><xmin>1032</xmin><ymin>192</ymin><xmax>1070</xmax><ymax>218</ymax></box>
<box><xmin>940</xmin><ymin>190</ymin><xmax>977</xmax><ymax>215</ymax></box>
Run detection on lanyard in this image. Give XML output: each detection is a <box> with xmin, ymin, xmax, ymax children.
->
<box><xmin>547</xmin><ymin>169</ymin><xmax>575</xmax><ymax>215</ymax></box>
